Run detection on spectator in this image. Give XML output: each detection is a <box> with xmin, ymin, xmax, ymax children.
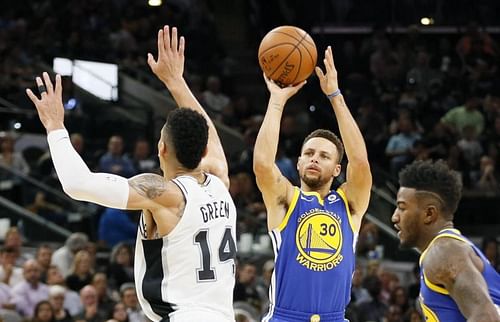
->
<box><xmin>46</xmin><ymin>266</ymin><xmax>82</xmax><ymax>317</ymax></box>
<box><xmin>473</xmin><ymin>155</ymin><xmax>500</xmax><ymax>192</ymax></box>
<box><xmin>202</xmin><ymin>75</ymin><xmax>230</xmax><ymax>114</ymax></box>
<box><xmin>98</xmin><ymin>135</ymin><xmax>136</xmax><ymax>178</ymax></box>
<box><xmin>357</xmin><ymin>275</ymin><xmax>387</xmax><ymax>322</ymax></box>
<box><xmin>441</xmin><ymin>96</ymin><xmax>485</xmax><ymax>138</ymax></box>
<box><xmin>385</xmin><ymin>116</ymin><xmax>421</xmax><ymax>177</ymax></box>
<box><xmin>35</xmin><ymin>244</ymin><xmax>53</xmax><ymax>283</ymax></box>
<box><xmin>48</xmin><ymin>285</ymin><xmax>74</xmax><ymax>322</ymax></box>
<box><xmin>98</xmin><ymin>209</ymin><xmax>137</xmax><ymax>248</ymax></box>
<box><xmin>91</xmin><ymin>273</ymin><xmax>115</xmax><ymax>316</ymax></box>
<box><xmin>482</xmin><ymin>237</ymin><xmax>499</xmax><ymax>272</ymax></box>
<box><xmin>52</xmin><ymin>233</ymin><xmax>89</xmax><ymax>278</ymax></box>
<box><xmin>32</xmin><ymin>300</ymin><xmax>56</xmax><ymax>322</ymax></box>
<box><xmin>0</xmin><ymin>247</ymin><xmax>23</xmax><ymax>287</ymax></box>
<box><xmin>119</xmin><ymin>283</ymin><xmax>146</xmax><ymax>322</ymax></box>
<box><xmin>107</xmin><ymin>302</ymin><xmax>129</xmax><ymax>322</ymax></box>
<box><xmin>351</xmin><ymin>265</ymin><xmax>371</xmax><ymax>305</ymax></box>
<box><xmin>10</xmin><ymin>259</ymin><xmax>49</xmax><ymax>319</ymax></box>
<box><xmin>0</xmin><ymin>133</ymin><xmax>29</xmax><ymax>205</ymax></box>
<box><xmin>233</xmin><ymin>262</ymin><xmax>261</xmax><ymax>314</ymax></box>
<box><xmin>65</xmin><ymin>250</ymin><xmax>94</xmax><ymax>293</ymax></box>
<box><xmin>131</xmin><ymin>139</ymin><xmax>158</xmax><ymax>174</ymax></box>
<box><xmin>73</xmin><ymin>285</ymin><xmax>107</xmax><ymax>322</ymax></box>
<box><xmin>3</xmin><ymin>227</ymin><xmax>31</xmax><ymax>266</ymax></box>
<box><xmin>106</xmin><ymin>244</ymin><xmax>134</xmax><ymax>290</ymax></box>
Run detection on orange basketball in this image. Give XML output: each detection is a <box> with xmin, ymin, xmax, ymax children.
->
<box><xmin>258</xmin><ymin>26</ymin><xmax>317</xmax><ymax>87</ymax></box>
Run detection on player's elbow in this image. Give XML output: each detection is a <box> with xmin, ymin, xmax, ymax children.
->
<box><xmin>253</xmin><ymin>158</ymin><xmax>273</xmax><ymax>177</ymax></box>
<box><xmin>61</xmin><ymin>177</ymin><xmax>92</xmax><ymax>201</ymax></box>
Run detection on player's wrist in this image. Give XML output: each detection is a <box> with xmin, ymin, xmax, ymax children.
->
<box><xmin>326</xmin><ymin>89</ymin><xmax>341</xmax><ymax>100</ymax></box>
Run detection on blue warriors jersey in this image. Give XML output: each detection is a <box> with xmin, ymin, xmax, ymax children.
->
<box><xmin>263</xmin><ymin>187</ymin><xmax>357</xmax><ymax>322</ymax></box>
<box><xmin>419</xmin><ymin>229</ymin><xmax>500</xmax><ymax>322</ymax></box>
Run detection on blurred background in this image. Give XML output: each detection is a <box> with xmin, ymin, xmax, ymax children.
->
<box><xmin>0</xmin><ymin>1</ymin><xmax>499</xmax><ymax>321</ymax></box>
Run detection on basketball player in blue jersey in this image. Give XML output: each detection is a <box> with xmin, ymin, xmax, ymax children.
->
<box><xmin>26</xmin><ymin>26</ymin><xmax>237</xmax><ymax>322</ymax></box>
<box><xmin>392</xmin><ymin>160</ymin><xmax>500</xmax><ymax>322</ymax></box>
<box><xmin>253</xmin><ymin>46</ymin><xmax>372</xmax><ymax>322</ymax></box>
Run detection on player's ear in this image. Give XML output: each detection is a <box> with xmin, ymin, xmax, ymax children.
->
<box><xmin>423</xmin><ymin>205</ymin><xmax>439</xmax><ymax>224</ymax></box>
<box><xmin>333</xmin><ymin>163</ymin><xmax>341</xmax><ymax>177</ymax></box>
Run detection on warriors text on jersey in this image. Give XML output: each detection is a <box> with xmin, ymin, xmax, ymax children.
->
<box><xmin>419</xmin><ymin>228</ymin><xmax>500</xmax><ymax>322</ymax></box>
<box><xmin>263</xmin><ymin>187</ymin><xmax>357</xmax><ymax>322</ymax></box>
<box><xmin>134</xmin><ymin>174</ymin><xmax>237</xmax><ymax>322</ymax></box>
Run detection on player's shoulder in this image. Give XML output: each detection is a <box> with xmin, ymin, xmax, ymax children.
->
<box><xmin>423</xmin><ymin>236</ymin><xmax>472</xmax><ymax>273</ymax></box>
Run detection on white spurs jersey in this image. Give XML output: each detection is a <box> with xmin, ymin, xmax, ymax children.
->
<box><xmin>134</xmin><ymin>174</ymin><xmax>237</xmax><ymax>322</ymax></box>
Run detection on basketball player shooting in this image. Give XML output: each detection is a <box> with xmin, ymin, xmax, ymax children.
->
<box><xmin>253</xmin><ymin>46</ymin><xmax>372</xmax><ymax>321</ymax></box>
<box><xmin>26</xmin><ymin>26</ymin><xmax>237</xmax><ymax>322</ymax></box>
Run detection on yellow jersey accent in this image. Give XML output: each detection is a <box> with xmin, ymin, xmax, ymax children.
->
<box><xmin>310</xmin><ymin>314</ymin><xmax>320</xmax><ymax>322</ymax></box>
<box><xmin>336</xmin><ymin>188</ymin><xmax>355</xmax><ymax>233</ymax></box>
<box><xmin>419</xmin><ymin>229</ymin><xmax>467</xmax><ymax>295</ymax></box>
<box><xmin>302</xmin><ymin>190</ymin><xmax>324</xmax><ymax>205</ymax></box>
<box><xmin>420</xmin><ymin>300</ymin><xmax>440</xmax><ymax>322</ymax></box>
<box><xmin>278</xmin><ymin>187</ymin><xmax>300</xmax><ymax>231</ymax></box>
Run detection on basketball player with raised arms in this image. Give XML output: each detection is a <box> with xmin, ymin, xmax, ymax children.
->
<box><xmin>26</xmin><ymin>26</ymin><xmax>237</xmax><ymax>322</ymax></box>
<box><xmin>392</xmin><ymin>160</ymin><xmax>500</xmax><ymax>322</ymax></box>
<box><xmin>253</xmin><ymin>46</ymin><xmax>372</xmax><ymax>322</ymax></box>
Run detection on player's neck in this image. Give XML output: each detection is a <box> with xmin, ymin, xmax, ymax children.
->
<box><xmin>300</xmin><ymin>184</ymin><xmax>330</xmax><ymax>199</ymax></box>
<box><xmin>166</xmin><ymin>165</ymin><xmax>204</xmax><ymax>183</ymax></box>
<box><xmin>418</xmin><ymin>221</ymin><xmax>455</xmax><ymax>252</ymax></box>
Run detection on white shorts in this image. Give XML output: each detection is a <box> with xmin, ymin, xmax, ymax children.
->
<box><xmin>168</xmin><ymin>309</ymin><xmax>235</xmax><ymax>322</ymax></box>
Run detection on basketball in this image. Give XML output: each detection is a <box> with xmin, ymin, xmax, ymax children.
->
<box><xmin>258</xmin><ymin>26</ymin><xmax>317</xmax><ymax>87</ymax></box>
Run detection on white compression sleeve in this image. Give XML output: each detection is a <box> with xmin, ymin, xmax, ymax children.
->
<box><xmin>47</xmin><ymin>129</ymin><xmax>129</xmax><ymax>209</ymax></box>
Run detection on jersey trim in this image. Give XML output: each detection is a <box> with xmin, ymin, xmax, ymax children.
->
<box><xmin>420</xmin><ymin>299</ymin><xmax>441</xmax><ymax>322</ymax></box>
<box><xmin>277</xmin><ymin>187</ymin><xmax>300</xmax><ymax>231</ymax></box>
<box><xmin>420</xmin><ymin>229</ymin><xmax>466</xmax><ymax>295</ymax></box>
<box><xmin>336</xmin><ymin>188</ymin><xmax>355</xmax><ymax>233</ymax></box>
<box><xmin>302</xmin><ymin>190</ymin><xmax>324</xmax><ymax>205</ymax></box>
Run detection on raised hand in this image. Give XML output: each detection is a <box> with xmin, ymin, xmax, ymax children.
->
<box><xmin>315</xmin><ymin>46</ymin><xmax>339</xmax><ymax>96</ymax></box>
<box><xmin>147</xmin><ymin>25</ymin><xmax>185</xmax><ymax>86</ymax></box>
<box><xmin>263</xmin><ymin>73</ymin><xmax>306</xmax><ymax>103</ymax></box>
<box><xmin>26</xmin><ymin>72</ymin><xmax>65</xmax><ymax>132</ymax></box>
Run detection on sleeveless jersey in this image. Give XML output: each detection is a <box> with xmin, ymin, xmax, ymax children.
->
<box><xmin>263</xmin><ymin>187</ymin><xmax>357</xmax><ymax>322</ymax></box>
<box><xmin>134</xmin><ymin>174</ymin><xmax>237</xmax><ymax>322</ymax></box>
<box><xmin>419</xmin><ymin>228</ymin><xmax>500</xmax><ymax>322</ymax></box>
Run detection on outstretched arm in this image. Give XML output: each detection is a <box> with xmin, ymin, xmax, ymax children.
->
<box><xmin>147</xmin><ymin>25</ymin><xmax>228</xmax><ymax>187</ymax></box>
<box><xmin>253</xmin><ymin>75</ymin><xmax>305</xmax><ymax>230</ymax></box>
<box><xmin>424</xmin><ymin>239</ymin><xmax>500</xmax><ymax>322</ymax></box>
<box><xmin>315</xmin><ymin>46</ymin><xmax>371</xmax><ymax>230</ymax></box>
<box><xmin>26</xmin><ymin>73</ymin><xmax>177</xmax><ymax>212</ymax></box>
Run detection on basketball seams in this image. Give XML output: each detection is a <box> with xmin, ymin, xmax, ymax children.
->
<box><xmin>261</xmin><ymin>31</ymin><xmax>309</xmax><ymax>81</ymax></box>
<box><xmin>291</xmin><ymin>28</ymin><xmax>316</xmax><ymax>67</ymax></box>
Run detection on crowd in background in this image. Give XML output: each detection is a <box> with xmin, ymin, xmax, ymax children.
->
<box><xmin>1</xmin><ymin>1</ymin><xmax>500</xmax><ymax>322</ymax></box>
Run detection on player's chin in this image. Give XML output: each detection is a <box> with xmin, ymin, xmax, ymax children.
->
<box><xmin>398</xmin><ymin>233</ymin><xmax>414</xmax><ymax>249</ymax></box>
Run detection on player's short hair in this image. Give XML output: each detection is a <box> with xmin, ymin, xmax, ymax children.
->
<box><xmin>399</xmin><ymin>160</ymin><xmax>462</xmax><ymax>217</ymax></box>
<box><xmin>302</xmin><ymin>129</ymin><xmax>344</xmax><ymax>163</ymax></box>
<box><xmin>163</xmin><ymin>108</ymin><xmax>209</xmax><ymax>170</ymax></box>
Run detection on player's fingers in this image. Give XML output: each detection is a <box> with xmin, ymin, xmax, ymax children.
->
<box><xmin>25</xmin><ymin>88</ymin><xmax>40</xmax><ymax>104</ymax></box>
<box><xmin>36</xmin><ymin>77</ymin><xmax>47</xmax><ymax>97</ymax></box>
<box><xmin>179</xmin><ymin>36</ymin><xmax>185</xmax><ymax>57</ymax></box>
<box><xmin>163</xmin><ymin>25</ymin><xmax>171</xmax><ymax>52</ymax></box>
<box><xmin>42</xmin><ymin>72</ymin><xmax>54</xmax><ymax>95</ymax></box>
<box><xmin>328</xmin><ymin>46</ymin><xmax>337</xmax><ymax>70</ymax></box>
<box><xmin>147</xmin><ymin>53</ymin><xmax>156</xmax><ymax>69</ymax></box>
<box><xmin>157</xmin><ymin>29</ymin><xmax>165</xmax><ymax>56</ymax></box>
<box><xmin>171</xmin><ymin>27</ymin><xmax>178</xmax><ymax>52</ymax></box>
<box><xmin>315</xmin><ymin>66</ymin><xmax>324</xmax><ymax>79</ymax></box>
<box><xmin>55</xmin><ymin>74</ymin><xmax>62</xmax><ymax>97</ymax></box>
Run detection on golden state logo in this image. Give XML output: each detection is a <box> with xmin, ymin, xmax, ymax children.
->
<box><xmin>295</xmin><ymin>210</ymin><xmax>343</xmax><ymax>271</ymax></box>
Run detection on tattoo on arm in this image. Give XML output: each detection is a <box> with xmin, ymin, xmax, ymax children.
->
<box><xmin>129</xmin><ymin>174</ymin><xmax>167</xmax><ymax>199</ymax></box>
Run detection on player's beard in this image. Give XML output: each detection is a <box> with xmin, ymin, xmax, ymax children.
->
<box><xmin>301</xmin><ymin>172</ymin><xmax>328</xmax><ymax>190</ymax></box>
